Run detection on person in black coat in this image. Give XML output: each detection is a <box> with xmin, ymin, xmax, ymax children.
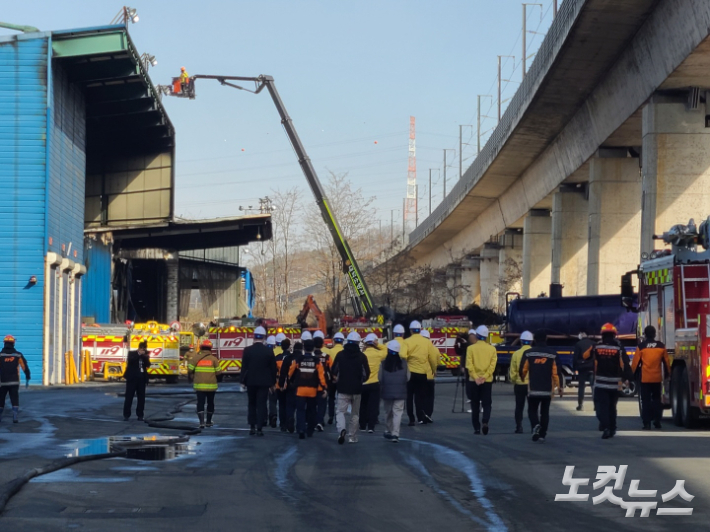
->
<box><xmin>123</xmin><ymin>340</ymin><xmax>151</xmax><ymax>421</ymax></box>
<box><xmin>331</xmin><ymin>332</ymin><xmax>370</xmax><ymax>444</ymax></box>
<box><xmin>241</xmin><ymin>326</ymin><xmax>277</xmax><ymax>436</ymax></box>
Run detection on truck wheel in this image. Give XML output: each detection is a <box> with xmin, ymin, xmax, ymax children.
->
<box><xmin>671</xmin><ymin>366</ymin><xmax>683</xmax><ymax>427</ymax></box>
<box><xmin>166</xmin><ymin>376</ymin><xmax>179</xmax><ymax>385</ymax></box>
<box><xmin>680</xmin><ymin>368</ymin><xmax>700</xmax><ymax>429</ymax></box>
<box><xmin>451</xmin><ymin>368</ymin><xmax>461</xmax><ymax>377</ymax></box>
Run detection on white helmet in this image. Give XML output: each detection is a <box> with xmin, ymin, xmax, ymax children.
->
<box><xmin>364</xmin><ymin>333</ymin><xmax>378</xmax><ymax>344</ymax></box>
<box><xmin>333</xmin><ymin>332</ymin><xmax>345</xmax><ymax>342</ymax></box>
<box><xmin>347</xmin><ymin>331</ymin><xmax>361</xmax><ymax>343</ymax></box>
<box><xmin>387</xmin><ymin>340</ymin><xmax>401</xmax><ymax>353</ymax></box>
<box><xmin>468</xmin><ymin>329</ymin><xmax>477</xmax><ymax>337</ymax></box>
<box><xmin>301</xmin><ymin>331</ymin><xmax>313</xmax><ymax>341</ymax></box>
<box><xmin>275</xmin><ymin>332</ymin><xmax>287</xmax><ymax>343</ymax></box>
<box><xmin>393</xmin><ymin>324</ymin><xmax>405</xmax><ymax>335</ymax></box>
<box><xmin>520</xmin><ymin>331</ymin><xmax>533</xmax><ymax>343</ymax></box>
<box><xmin>254</xmin><ymin>326</ymin><xmax>267</xmax><ymax>338</ymax></box>
<box><xmin>475</xmin><ymin>325</ymin><xmax>489</xmax><ymax>339</ymax></box>
<box><xmin>420</xmin><ymin>329</ymin><xmax>430</xmax><ymax>339</ymax></box>
<box><xmin>313</xmin><ymin>330</ymin><xmax>325</xmax><ymax>339</ymax></box>
<box><xmin>266</xmin><ymin>335</ymin><xmax>276</xmax><ymax>346</ymax></box>
<box><xmin>410</xmin><ymin>320</ymin><xmax>422</xmax><ymax>331</ymax></box>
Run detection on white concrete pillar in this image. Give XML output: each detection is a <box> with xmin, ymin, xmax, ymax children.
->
<box><xmin>479</xmin><ymin>244</ymin><xmax>500</xmax><ymax>312</ymax></box>
<box><xmin>642</xmin><ymin>94</ymin><xmax>710</xmax><ymax>255</ymax></box>
<box><xmin>498</xmin><ymin>230</ymin><xmax>523</xmax><ymax>310</ymax></box>
<box><xmin>588</xmin><ymin>150</ymin><xmax>641</xmax><ymax>295</ymax></box>
<box><xmin>522</xmin><ymin>209</ymin><xmax>552</xmax><ymax>298</ymax></box>
<box><xmin>460</xmin><ymin>257</ymin><xmax>481</xmax><ymax>308</ymax></box>
<box><xmin>552</xmin><ymin>187</ymin><xmax>588</xmax><ymax>296</ymax></box>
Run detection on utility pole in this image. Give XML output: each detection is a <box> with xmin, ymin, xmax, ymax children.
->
<box><xmin>497</xmin><ymin>55</ymin><xmax>515</xmax><ymax>122</ymax></box>
<box><xmin>522</xmin><ymin>4</ymin><xmax>543</xmax><ymax>80</ymax></box>
<box><xmin>429</xmin><ymin>169</ymin><xmax>432</xmax><ymax>215</ymax></box>
<box><xmin>477</xmin><ymin>96</ymin><xmax>492</xmax><ymax>154</ymax></box>
<box><xmin>443</xmin><ymin>149</ymin><xmax>455</xmax><ymax>197</ymax></box>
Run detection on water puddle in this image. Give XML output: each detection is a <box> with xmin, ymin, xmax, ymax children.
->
<box><xmin>64</xmin><ymin>435</ymin><xmax>195</xmax><ymax>461</ymax></box>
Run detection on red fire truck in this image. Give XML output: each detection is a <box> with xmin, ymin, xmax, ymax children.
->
<box><xmin>423</xmin><ymin>316</ymin><xmax>472</xmax><ymax>373</ymax></box>
<box><xmin>336</xmin><ymin>316</ymin><xmax>387</xmax><ymax>342</ymax></box>
<box><xmin>208</xmin><ymin>321</ymin><xmax>301</xmax><ymax>377</ymax></box>
<box><xmin>632</xmin><ymin>218</ymin><xmax>710</xmax><ymax>427</ymax></box>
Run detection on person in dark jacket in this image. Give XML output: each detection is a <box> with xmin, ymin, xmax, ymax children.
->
<box><xmin>573</xmin><ymin>329</ymin><xmax>595</xmax><ymax>411</ymax></box>
<box><xmin>586</xmin><ymin>323</ymin><xmax>634</xmax><ymax>439</ymax></box>
<box><xmin>123</xmin><ymin>340</ymin><xmax>151</xmax><ymax>421</ymax></box>
<box><xmin>379</xmin><ymin>340</ymin><xmax>409</xmax><ymax>443</ymax></box>
<box><xmin>331</xmin><ymin>332</ymin><xmax>370</xmax><ymax>444</ymax></box>
<box><xmin>312</xmin><ymin>331</ymin><xmax>330</xmax><ymax>431</ymax></box>
<box><xmin>0</xmin><ymin>335</ymin><xmax>30</xmax><ymax>423</ymax></box>
<box><xmin>274</xmin><ymin>334</ymin><xmax>291</xmax><ymax>432</ymax></box>
<box><xmin>241</xmin><ymin>326</ymin><xmax>277</xmax><ymax>436</ymax></box>
<box><xmin>520</xmin><ymin>330</ymin><xmax>562</xmax><ymax>442</ymax></box>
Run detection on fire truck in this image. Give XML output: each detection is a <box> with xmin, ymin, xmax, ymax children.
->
<box><xmin>208</xmin><ymin>320</ymin><xmax>301</xmax><ymax>377</ymax></box>
<box><xmin>336</xmin><ymin>316</ymin><xmax>387</xmax><ymax>342</ymax></box>
<box><xmin>631</xmin><ymin>218</ymin><xmax>710</xmax><ymax>427</ymax></box>
<box><xmin>422</xmin><ymin>316</ymin><xmax>472</xmax><ymax>373</ymax></box>
<box><xmin>81</xmin><ymin>321</ymin><xmax>181</xmax><ymax>383</ymax></box>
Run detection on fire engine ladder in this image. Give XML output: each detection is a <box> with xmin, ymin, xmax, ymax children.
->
<box><xmin>680</xmin><ymin>263</ymin><xmax>710</xmax><ymax>328</ymax></box>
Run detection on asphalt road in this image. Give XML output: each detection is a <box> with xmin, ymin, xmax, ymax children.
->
<box><xmin>0</xmin><ymin>379</ymin><xmax>706</xmax><ymax>531</ymax></box>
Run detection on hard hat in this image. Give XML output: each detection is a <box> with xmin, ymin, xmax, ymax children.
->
<box><xmin>254</xmin><ymin>326</ymin><xmax>267</xmax><ymax>338</ymax></box>
<box><xmin>387</xmin><ymin>340</ymin><xmax>401</xmax><ymax>353</ymax></box>
<box><xmin>600</xmin><ymin>323</ymin><xmax>618</xmax><ymax>335</ymax></box>
<box><xmin>410</xmin><ymin>320</ymin><xmax>422</xmax><ymax>331</ymax></box>
<box><xmin>468</xmin><ymin>329</ymin><xmax>477</xmax><ymax>336</ymax></box>
<box><xmin>520</xmin><ymin>331</ymin><xmax>533</xmax><ymax>343</ymax></box>
<box><xmin>181</xmin><ymin>66</ymin><xmax>186</xmax><ymax>71</ymax></box>
<box><xmin>301</xmin><ymin>331</ymin><xmax>313</xmax><ymax>341</ymax></box>
<box><xmin>393</xmin><ymin>324</ymin><xmax>405</xmax><ymax>335</ymax></box>
<box><xmin>333</xmin><ymin>332</ymin><xmax>345</xmax><ymax>342</ymax></box>
<box><xmin>364</xmin><ymin>333</ymin><xmax>378</xmax><ymax>344</ymax></box>
<box><xmin>475</xmin><ymin>325</ymin><xmax>489</xmax><ymax>339</ymax></box>
<box><xmin>200</xmin><ymin>339</ymin><xmax>213</xmax><ymax>349</ymax></box>
<box><xmin>266</xmin><ymin>335</ymin><xmax>276</xmax><ymax>346</ymax></box>
<box><xmin>3</xmin><ymin>335</ymin><xmax>15</xmax><ymax>344</ymax></box>
<box><xmin>275</xmin><ymin>332</ymin><xmax>287</xmax><ymax>343</ymax></box>
<box><xmin>420</xmin><ymin>329</ymin><xmax>430</xmax><ymax>339</ymax></box>
<box><xmin>313</xmin><ymin>330</ymin><xmax>325</xmax><ymax>339</ymax></box>
<box><xmin>347</xmin><ymin>331</ymin><xmax>361</xmax><ymax>343</ymax></box>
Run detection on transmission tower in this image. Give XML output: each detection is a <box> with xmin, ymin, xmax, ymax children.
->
<box><xmin>405</xmin><ymin>116</ymin><xmax>417</xmax><ymax>235</ymax></box>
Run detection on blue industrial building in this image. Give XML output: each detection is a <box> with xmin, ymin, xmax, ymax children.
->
<box><xmin>0</xmin><ymin>24</ymin><xmax>270</xmax><ymax>385</ymax></box>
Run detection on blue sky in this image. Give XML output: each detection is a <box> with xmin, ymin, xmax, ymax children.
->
<box><xmin>2</xmin><ymin>0</ymin><xmax>555</xmax><ymax>226</ymax></box>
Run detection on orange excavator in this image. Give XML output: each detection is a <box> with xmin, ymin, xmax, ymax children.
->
<box><xmin>296</xmin><ymin>295</ymin><xmax>327</xmax><ymax>332</ymax></box>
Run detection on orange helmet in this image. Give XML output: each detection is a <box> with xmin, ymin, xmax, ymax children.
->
<box><xmin>3</xmin><ymin>335</ymin><xmax>14</xmax><ymax>343</ymax></box>
<box><xmin>600</xmin><ymin>323</ymin><xmax>617</xmax><ymax>335</ymax></box>
<box><xmin>200</xmin><ymin>339</ymin><xmax>213</xmax><ymax>349</ymax></box>
<box><xmin>181</xmin><ymin>66</ymin><xmax>186</xmax><ymax>71</ymax></box>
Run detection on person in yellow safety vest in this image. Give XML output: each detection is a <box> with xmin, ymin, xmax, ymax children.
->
<box><xmin>359</xmin><ymin>333</ymin><xmax>388</xmax><ymax>432</ymax></box>
<box><xmin>325</xmin><ymin>331</ymin><xmax>345</xmax><ymax>424</ymax></box>
<box><xmin>180</xmin><ymin>66</ymin><xmax>189</xmax><ymax>84</ymax></box>
<box><xmin>420</xmin><ymin>329</ymin><xmax>440</xmax><ymax>423</ymax></box>
<box><xmin>392</xmin><ymin>324</ymin><xmax>410</xmax><ymax>362</ymax></box>
<box><xmin>404</xmin><ymin>321</ymin><xmax>440</xmax><ymax>425</ymax></box>
<box><xmin>188</xmin><ymin>339</ymin><xmax>222</xmax><ymax>429</ymax></box>
<box><xmin>465</xmin><ymin>325</ymin><xmax>497</xmax><ymax>435</ymax></box>
<box><xmin>509</xmin><ymin>331</ymin><xmax>533</xmax><ymax>434</ymax></box>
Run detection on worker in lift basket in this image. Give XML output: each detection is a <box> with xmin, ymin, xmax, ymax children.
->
<box><xmin>0</xmin><ymin>335</ymin><xmax>31</xmax><ymax>423</ymax></box>
<box><xmin>180</xmin><ymin>66</ymin><xmax>189</xmax><ymax>85</ymax></box>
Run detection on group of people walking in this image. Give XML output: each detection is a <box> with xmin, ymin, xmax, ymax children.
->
<box><xmin>119</xmin><ymin>319</ymin><xmax>670</xmax><ymax>444</ymax></box>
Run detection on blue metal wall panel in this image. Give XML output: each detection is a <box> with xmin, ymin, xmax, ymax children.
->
<box><xmin>47</xmin><ymin>61</ymin><xmax>85</xmax><ymax>264</ymax></box>
<box><xmin>81</xmin><ymin>237</ymin><xmax>111</xmax><ymax>323</ymax></box>
<box><xmin>0</xmin><ymin>37</ymin><xmax>49</xmax><ymax>378</ymax></box>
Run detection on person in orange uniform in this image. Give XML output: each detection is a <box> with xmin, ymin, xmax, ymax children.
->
<box><xmin>520</xmin><ymin>330</ymin><xmax>561</xmax><ymax>442</ymax></box>
<box><xmin>288</xmin><ymin>338</ymin><xmax>327</xmax><ymax>439</ymax></box>
<box><xmin>0</xmin><ymin>335</ymin><xmax>30</xmax><ymax>423</ymax></box>
<box><xmin>632</xmin><ymin>325</ymin><xmax>671</xmax><ymax>430</ymax></box>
